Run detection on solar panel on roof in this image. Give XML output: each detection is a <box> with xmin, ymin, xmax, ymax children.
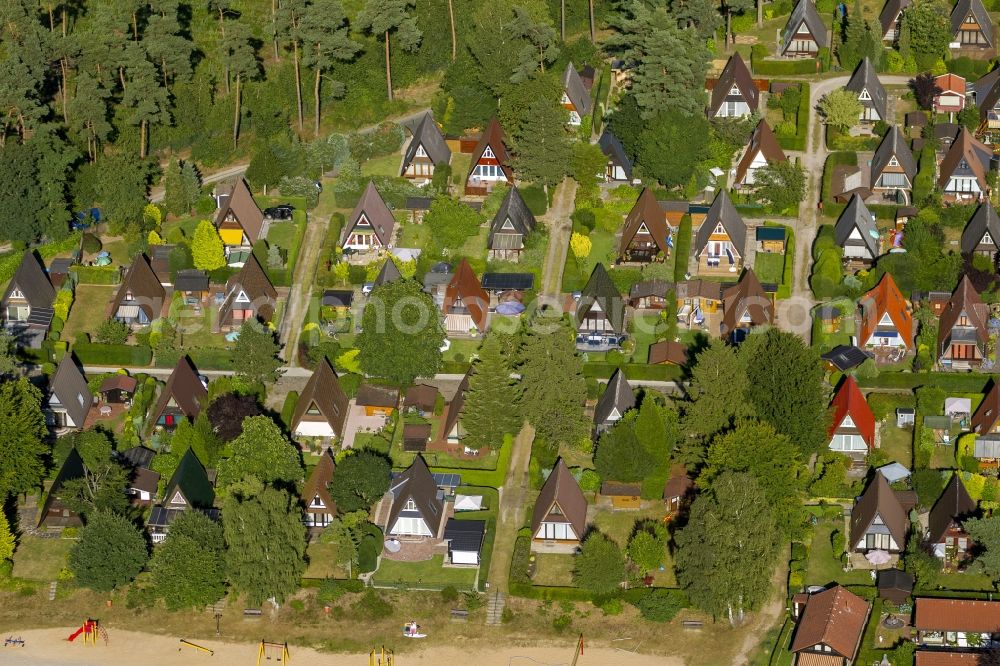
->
<box><xmin>432</xmin><ymin>473</ymin><xmax>461</xmax><ymax>488</ymax></box>
<box><xmin>481</xmin><ymin>273</ymin><xmax>534</xmax><ymax>291</ymax></box>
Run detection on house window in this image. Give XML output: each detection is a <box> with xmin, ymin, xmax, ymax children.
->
<box><xmin>983</xmin><ymin>231</ymin><xmax>994</xmax><ymax>245</ymax></box>
<box><xmin>404</xmin><ymin>498</ymin><xmax>416</xmax><ymax>511</ymax></box>
<box><xmin>859</xmin><ymin>89</ymin><xmax>871</xmax><ymax>101</ymax></box>
<box><xmin>729</xmin><ymin>84</ymin><xmax>740</xmax><ymax>95</ymax></box>
<box><xmin>9</xmin><ymin>288</ymin><xmax>23</xmax><ymax>299</ymax></box>
<box><xmin>960</xmin><ymin>29</ymin><xmax>988</xmax><ymax>44</ymax></box>
<box><xmin>483</xmin><ymin>146</ymin><xmax>495</xmax><ymax>159</ymax></box>
<box><xmin>879</xmin><ymin>172</ymin><xmax>908</xmax><ymax>188</ymax></box>
<box><xmin>888</xmin><ymin>156</ymin><xmax>899</xmax><ymax>167</ymax></box>
<box><xmin>866</xmin><ymin>533</ymin><xmax>892</xmax><ymax>550</ymax></box>
<box><xmin>415</xmin><ymin>144</ymin><xmax>426</xmax><ymax>158</ymax></box>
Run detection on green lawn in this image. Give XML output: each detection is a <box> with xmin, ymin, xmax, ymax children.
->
<box><xmin>398</xmin><ymin>221</ymin><xmax>431</xmax><ymax>249</ymax></box>
<box><xmin>442</xmin><ymin>338</ymin><xmax>481</xmax><ymax>363</ymax></box>
<box><xmin>450</xmin><ymin>154</ymin><xmax>471</xmax><ymax>187</ymax></box>
<box><xmin>629</xmin><ymin>313</ymin><xmax>663</xmax><ymax>364</ymax></box>
<box><xmin>62</xmin><ymin>284</ymin><xmax>117</xmax><ymax>344</ymax></box>
<box><xmin>304</xmin><ymin>541</ymin><xmax>349</xmax><ymax>579</ymax></box>
<box><xmin>805</xmin><ymin>517</ymin><xmax>875</xmax><ymax>588</ymax></box>
<box><xmin>933</xmin><ymin>570</ymin><xmax>997</xmax><ymax>592</ymax></box>
<box><xmin>754</xmin><ymin>251</ymin><xmax>784</xmax><ymax>284</ymax></box>
<box><xmin>372</xmin><ymin>554</ymin><xmax>478</xmax><ymax>589</ymax></box>
<box><xmin>532</xmin><ymin>553</ymin><xmax>575</xmax><ymax>586</ymax></box>
<box><xmin>590</xmin><ymin>505</ymin><xmax>677</xmax><ymax>585</ymax></box>
<box><xmin>12</xmin><ymin>535</ymin><xmax>74</xmax><ymax>581</ymax></box>
<box><xmin>361</xmin><ymin>153</ymin><xmax>403</xmax><ymax>177</ymax></box>
<box><xmin>931</xmin><ymin>444</ymin><xmax>957</xmax><ymax>470</ymax></box>
<box><xmin>880</xmin><ymin>422</ymin><xmax>913</xmax><ymax>467</ymax></box>
<box><xmin>564</xmin><ymin>228</ymin><xmax>616</xmax><ymax>292</ymax></box>
<box><xmin>266</xmin><ymin>221</ymin><xmax>299</xmax><ymax>251</ymax></box>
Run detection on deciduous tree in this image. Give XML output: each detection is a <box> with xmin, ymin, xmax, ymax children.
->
<box><xmin>573</xmin><ymin>530</ymin><xmax>626</xmax><ymax>594</ymax></box>
<box><xmin>681</xmin><ymin>340</ymin><xmax>751</xmax><ymax>450</ymax></box>
<box><xmin>0</xmin><ymin>377</ymin><xmax>49</xmax><ymax>499</ymax></box>
<box><xmin>151</xmin><ymin>510</ymin><xmax>226</xmax><ymax>610</ymax></box>
<box><xmin>328</xmin><ymin>449</ymin><xmax>391</xmax><ymax>513</ymax></box>
<box><xmin>902</xmin><ymin>0</ymin><xmax>952</xmax><ymax>65</ymax></box>
<box><xmin>424</xmin><ymin>196</ymin><xmax>483</xmax><ymax>250</ymax></box>
<box><xmin>818</xmin><ymin>89</ymin><xmax>863</xmax><ymax>132</ymax></box>
<box><xmin>207</xmin><ymin>393</ymin><xmax>262</xmax><ymax>442</ymax></box>
<box><xmin>217</xmin><ymin>416</ymin><xmax>302</xmax><ymax>489</ymax></box>
<box><xmin>628</xmin><ymin>520</ymin><xmax>668</xmax><ymax>573</ymax></box>
<box><xmin>69</xmin><ymin>510</ymin><xmax>149</xmax><ymax>592</ymax></box>
<box><xmin>754</xmin><ymin>161</ymin><xmax>807</xmax><ymax>212</ymax></box>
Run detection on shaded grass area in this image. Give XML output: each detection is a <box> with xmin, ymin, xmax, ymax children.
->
<box><xmin>304</xmin><ymin>541</ymin><xmax>348</xmax><ymax>579</ymax></box>
<box><xmin>804</xmin><ymin>517</ymin><xmax>874</xmax><ymax>588</ymax></box>
<box><xmin>62</xmin><ymin>285</ymin><xmax>117</xmax><ymax>344</ymax></box>
<box><xmin>532</xmin><ymin>553</ymin><xmax>575</xmax><ymax>586</ymax></box>
<box><xmin>754</xmin><ymin>251</ymin><xmax>784</xmax><ymax>285</ymax></box>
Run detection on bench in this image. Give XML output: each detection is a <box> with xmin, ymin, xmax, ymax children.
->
<box><xmin>243</xmin><ymin>609</ymin><xmax>263</xmax><ymax>619</ymax></box>
<box><xmin>450</xmin><ymin>609</ymin><xmax>469</xmax><ymax>622</ymax></box>
<box><xmin>682</xmin><ymin>621</ymin><xmax>703</xmax><ymax>630</ymax></box>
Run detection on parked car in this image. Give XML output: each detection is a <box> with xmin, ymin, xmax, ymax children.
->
<box><xmin>263</xmin><ymin>204</ymin><xmax>294</xmax><ymax>220</ymax></box>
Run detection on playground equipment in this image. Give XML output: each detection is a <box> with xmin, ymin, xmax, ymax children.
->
<box><xmin>256</xmin><ymin>641</ymin><xmax>290</xmax><ymax>665</ymax></box>
<box><xmin>402</xmin><ymin>621</ymin><xmax>426</xmax><ymax>638</ymax></box>
<box><xmin>67</xmin><ymin>620</ymin><xmax>107</xmax><ymax>645</ymax></box>
<box><xmin>570</xmin><ymin>634</ymin><xmax>584</xmax><ymax>666</ymax></box>
<box><xmin>369</xmin><ymin>646</ymin><xmax>394</xmax><ymax>666</ymax></box>
<box><xmin>4</xmin><ymin>636</ymin><xmax>25</xmax><ymax>647</ymax></box>
<box><xmin>179</xmin><ymin>639</ymin><xmax>214</xmax><ymax>656</ymax></box>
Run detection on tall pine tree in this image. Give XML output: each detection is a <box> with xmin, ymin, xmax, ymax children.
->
<box><xmin>461</xmin><ymin>333</ymin><xmax>522</xmax><ymax>451</ymax></box>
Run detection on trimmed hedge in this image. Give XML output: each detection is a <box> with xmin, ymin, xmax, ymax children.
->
<box><xmin>821</xmin><ymin>152</ymin><xmax>857</xmax><ymax>213</ymax></box>
<box><xmin>155</xmin><ymin>348</ymin><xmax>234</xmax><ymax>370</ymax></box>
<box><xmin>508</xmin><ymin>582</ymin><xmax>687</xmax><ymax>604</ymax></box>
<box><xmin>72</xmin><ymin>343</ymin><xmax>152</xmax><ymax>367</ymax></box>
<box><xmin>673</xmin><ymin>215</ymin><xmax>693</xmax><ymax>282</ymax></box>
<box><xmin>775</xmin><ymin>82</ymin><xmax>811</xmax><ymax>152</ymax></box>
<box><xmin>752</xmin><ymin>57</ymin><xmax>821</xmax><ymax>76</ymax></box>
<box><xmin>71</xmin><ymin>265</ymin><xmax>121</xmax><ymax>285</ymax></box>
<box><xmin>858</xmin><ymin>372</ymin><xmax>993</xmax><ymax>392</ymax></box>
<box><xmin>582</xmin><ymin>363</ymin><xmax>684</xmax><ymax>381</ymax></box>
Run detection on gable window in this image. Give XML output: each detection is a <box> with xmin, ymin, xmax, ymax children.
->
<box><xmin>729</xmin><ymin>84</ymin><xmax>740</xmax><ymax>95</ymax></box>
<box><xmin>9</xmin><ymin>288</ymin><xmax>23</xmax><ymax>299</ymax></box>
<box><xmin>483</xmin><ymin>146</ymin><xmax>495</xmax><ymax>160</ymax></box>
<box><xmin>404</xmin><ymin>498</ymin><xmax>417</xmax><ymax>511</ymax></box>
<box><xmin>888</xmin><ymin>156</ymin><xmax>899</xmax><ymax>167</ymax></box>
<box><xmin>859</xmin><ymin>89</ymin><xmax>871</xmax><ymax>101</ymax></box>
<box><xmin>415</xmin><ymin>144</ymin><xmax>427</xmax><ymax>158</ymax></box>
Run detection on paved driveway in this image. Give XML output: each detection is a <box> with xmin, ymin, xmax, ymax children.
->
<box><xmin>340</xmin><ymin>402</ymin><xmax>388</xmax><ymax>449</ymax></box>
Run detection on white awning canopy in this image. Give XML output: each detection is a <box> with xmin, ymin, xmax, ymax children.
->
<box><xmin>453</xmin><ymin>495</ymin><xmax>483</xmax><ymax>511</ymax></box>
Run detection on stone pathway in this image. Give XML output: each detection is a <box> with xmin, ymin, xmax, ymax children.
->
<box><xmin>485</xmin><ymin>591</ymin><xmax>506</xmax><ymax>625</ymax></box>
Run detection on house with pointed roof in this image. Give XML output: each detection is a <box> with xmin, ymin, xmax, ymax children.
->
<box><xmin>214</xmin><ymin>178</ymin><xmax>266</xmax><ymax>248</ymax></box>
<box><xmin>857</xmin><ymin>273</ymin><xmax>914</xmax><ymax>351</ymax></box>
<box><xmin>938</xmin><ymin>128</ymin><xmax>993</xmax><ymax>203</ymax></box>
<box><xmin>439</xmin><ymin>372</ymin><xmax>469</xmax><ymax>445</ymax></box>
<box><xmin>781</xmin><ymin>0</ymin><xmax>829</xmax><ymax>56</ymax></box>
<box><xmin>218</xmin><ymin>253</ymin><xmax>277</xmax><ymax>331</ymax></box>
<box><xmin>721</xmin><ymin>269</ymin><xmax>774</xmax><ymax>339</ymax></box>
<box><xmin>938</xmin><ymin>276</ymin><xmax>989</xmax><ymax>370</ymax></box>
<box><xmin>629</xmin><ymin>279</ymin><xmax>672</xmax><ymax>310</ymax></box>
<box><xmin>110</xmin><ymin>254</ymin><xmax>166</xmax><ymax>328</ymax></box>
<box><xmin>928</xmin><ymin>474</ymin><xmax>977</xmax><ymax>562</ymax></box>
<box><xmin>663</xmin><ymin>464</ymin><xmax>695</xmax><ymax>514</ymax></box>
<box><xmin>790</xmin><ymin>585</ymin><xmax>871</xmax><ymax>665</ymax></box>
<box><xmin>45</xmin><ymin>354</ymin><xmax>93</xmax><ymax>430</ymax></box>
<box><xmin>488</xmin><ymin>187</ymin><xmax>537</xmax><ymax>261</ymax></box>
<box><xmin>150</xmin><ymin>356</ymin><xmax>207</xmax><ymax>430</ymax></box>
<box><xmin>648</xmin><ymin>340</ymin><xmax>689</xmax><ymax>366</ymax></box>
<box><xmin>851</xmin><ymin>472</ymin><xmax>909</xmax><ymax>553</ymax></box>
<box><xmin>575</xmin><ymin>264</ymin><xmax>626</xmax><ymax>349</ymax></box>
<box><xmin>835</xmin><ymin>194</ymin><xmax>880</xmax><ymax>263</ymax></box>
<box><xmin>593</xmin><ymin>369</ymin><xmax>635</xmax><ymax>436</ymax></box>
<box><xmin>934</xmin><ymin>73</ymin><xmax>967</xmax><ymax>114</ymax></box>
<box><xmin>971</xmin><ymin>380</ymin><xmax>1000</xmax><ymax>438</ymax></box>
<box><xmin>973</xmin><ymin>67</ymin><xmax>1000</xmax><ymax>128</ymax></box>
<box><xmin>400</xmin><ymin>112</ymin><xmax>451</xmax><ymax>182</ymax></box>
<box><xmin>465</xmin><ymin>117</ymin><xmax>514</xmax><ymax>195</ymax></box>
<box><xmin>291</xmin><ymin>358</ymin><xmax>350</xmax><ymax>440</ymax></box>
<box><xmin>879</xmin><ymin>0</ymin><xmax>910</xmax><ymax>41</ymax></box>
<box><xmin>732</xmin><ymin>120</ymin><xmax>787</xmax><ymax>189</ymax></box>
<box><xmin>845</xmin><ymin>58</ymin><xmax>887</xmax><ymax>123</ymax></box>
<box><xmin>562</xmin><ymin>62</ymin><xmax>593</xmax><ymax>126</ymax></box>
<box><xmin>618</xmin><ymin>188</ymin><xmax>673</xmax><ymax>263</ymax></box>
<box><xmin>148</xmin><ymin>448</ymin><xmax>216</xmax><ymax>542</ymax></box>
<box><xmin>694</xmin><ymin>190</ymin><xmax>747</xmax><ymax>276</ymax></box>
<box><xmin>373</xmin><ymin>258</ymin><xmax>402</xmax><ymax>287</ymax></box>
<box><xmin>302</xmin><ymin>450</ymin><xmax>336</xmax><ymax>528</ymax></box>
<box><xmin>951</xmin><ymin>0</ymin><xmax>995</xmax><ymax>54</ymax></box>
<box><xmin>386</xmin><ymin>455</ymin><xmax>445</xmax><ymax>538</ymax></box>
<box><xmin>708</xmin><ymin>53</ymin><xmax>759</xmax><ymax>118</ymax></box>
<box><xmin>598</xmin><ymin>129</ymin><xmax>633</xmax><ymax>182</ymax></box>
<box><xmin>532</xmin><ymin>459</ymin><xmax>588</xmax><ymax>549</ymax></box>
<box><xmin>871</xmin><ymin>126</ymin><xmax>917</xmax><ymax>198</ymax></box>
<box><xmin>827</xmin><ymin>375</ymin><xmax>876</xmax><ymax>459</ymax></box>
<box><xmin>961</xmin><ymin>200</ymin><xmax>1000</xmax><ymax>255</ymax></box>
<box><xmin>38</xmin><ymin>448</ymin><xmax>86</xmax><ymax>529</ymax></box>
<box><xmin>2</xmin><ymin>252</ymin><xmax>55</xmax><ymax>348</ymax></box>
<box><xmin>442</xmin><ymin>259</ymin><xmax>489</xmax><ymax>336</ymax></box>
<box><xmin>341</xmin><ymin>181</ymin><xmax>396</xmax><ymax>252</ymax></box>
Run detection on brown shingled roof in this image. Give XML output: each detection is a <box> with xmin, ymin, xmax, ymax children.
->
<box><xmin>219</xmin><ymin>253</ymin><xmax>277</xmax><ymax>327</ymax></box>
<box><xmin>789</xmin><ymin>586</ymin><xmax>871</xmax><ymax>659</ymax></box>
<box><xmin>916</xmin><ymin>651</ymin><xmax>986</xmax><ymax>666</ymax></box>
<box><xmin>291</xmin><ymin>358</ymin><xmax>349</xmax><ymax>438</ymax></box>
<box><xmin>618</xmin><ymin>188</ymin><xmax>672</xmax><ymax>258</ymax></box>
<box><xmin>850</xmin><ymin>472</ymin><xmax>908</xmax><ymax>552</ymax></box>
<box><xmin>928</xmin><ymin>473</ymin><xmax>977</xmax><ymax>545</ymax></box>
<box><xmin>443</xmin><ymin>259</ymin><xmax>489</xmax><ymax>332</ymax></box>
<box><xmin>341</xmin><ymin>181</ymin><xmax>397</xmax><ymax>248</ymax></box>
<box><xmin>721</xmin><ymin>269</ymin><xmax>773</xmax><ymax>335</ymax></box>
<box><xmin>938</xmin><ymin>275</ymin><xmax>988</xmax><ymax>359</ymax></box>
<box><xmin>647</xmin><ymin>340</ymin><xmax>688</xmax><ymax>365</ymax></box>
<box><xmin>915</xmin><ymin>598</ymin><xmax>1000</xmax><ymax>633</ymax></box>
<box><xmin>356</xmin><ymin>384</ymin><xmax>399</xmax><ymax>409</ymax></box>
<box><xmin>301</xmin><ymin>449</ymin><xmax>336</xmax><ymax>518</ymax></box>
<box><xmin>151</xmin><ymin>356</ymin><xmax>207</xmax><ymax>425</ymax></box>
<box><xmin>733</xmin><ymin>120</ymin><xmax>787</xmax><ymax>187</ymax></box>
<box><xmin>110</xmin><ymin>254</ymin><xmax>166</xmax><ymax>323</ymax></box>
<box><xmin>938</xmin><ymin>128</ymin><xmax>992</xmax><ymax>192</ymax></box>
<box><xmin>531</xmin><ymin>459</ymin><xmax>587</xmax><ymax>540</ymax></box>
<box><xmin>214</xmin><ymin>178</ymin><xmax>265</xmax><ymax>244</ymax></box>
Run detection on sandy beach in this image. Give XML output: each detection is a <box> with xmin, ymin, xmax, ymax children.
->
<box><xmin>0</xmin><ymin>627</ymin><xmax>684</xmax><ymax>666</ymax></box>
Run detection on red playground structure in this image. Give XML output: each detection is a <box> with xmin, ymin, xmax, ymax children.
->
<box><xmin>67</xmin><ymin>620</ymin><xmax>107</xmax><ymax>645</ymax></box>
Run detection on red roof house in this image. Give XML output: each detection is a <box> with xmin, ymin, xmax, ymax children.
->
<box><xmin>827</xmin><ymin>375</ymin><xmax>875</xmax><ymax>458</ymax></box>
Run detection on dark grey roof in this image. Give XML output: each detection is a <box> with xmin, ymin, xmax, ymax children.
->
<box><xmin>695</xmin><ymin>190</ymin><xmax>747</xmax><ymax>258</ymax></box>
<box><xmin>321</xmin><ymin>290</ymin><xmax>354</xmax><ymax>308</ymax></box>
<box><xmin>49</xmin><ymin>354</ymin><xmax>93</xmax><ymax>428</ymax></box>
<box><xmin>404</xmin><ymin>196</ymin><xmax>433</xmax><ymax>210</ymax></box>
<box><xmin>4</xmin><ymin>252</ymin><xmax>55</xmax><ymax>310</ymax></box>
<box><xmin>481</xmin><ymin>273</ymin><xmax>534</xmax><ymax>291</ymax></box>
<box><xmin>845</xmin><ymin>58</ymin><xmax>887</xmax><ymax>120</ymax></box>
<box><xmin>576</xmin><ymin>264</ymin><xmax>625</xmax><ymax>335</ymax></box>
<box><xmin>973</xmin><ymin>68</ymin><xmax>1000</xmax><ymax>121</ymax></box>
<box><xmin>401</xmin><ymin>112</ymin><xmax>451</xmax><ymax>174</ymax></box>
<box><xmin>962</xmin><ymin>201</ymin><xmax>1000</xmax><ymax>253</ymax></box>
<box><xmin>878</xmin><ymin>0</ymin><xmax>910</xmax><ymax>35</ymax></box>
<box><xmin>444</xmin><ymin>518</ymin><xmax>485</xmax><ymax>553</ymax></box>
<box><xmin>709</xmin><ymin>53</ymin><xmax>758</xmax><ymax>117</ymax></box>
<box><xmin>118</xmin><ymin>446</ymin><xmax>155</xmax><ymax>469</ymax></box>
<box><xmin>387</xmin><ymin>455</ymin><xmax>445</xmax><ymax>537</ymax></box>
<box><xmin>594</xmin><ymin>369</ymin><xmax>635</xmax><ymax>427</ymax></box>
<box><xmin>174</xmin><ymin>269</ymin><xmax>209</xmax><ymax>293</ymax></box>
<box><xmin>598</xmin><ymin>130</ymin><xmax>633</xmax><ymax>180</ymax></box>
<box><xmin>782</xmin><ymin>0</ymin><xmax>829</xmax><ymax>52</ymax></box>
<box><xmin>834</xmin><ymin>194</ymin><xmax>879</xmax><ymax>258</ymax></box>
<box><xmin>952</xmin><ymin>0</ymin><xmax>994</xmax><ymax>46</ymax></box>
<box><xmin>871</xmin><ymin>126</ymin><xmax>917</xmax><ymax>187</ymax></box>
<box><xmin>147</xmin><ymin>506</ymin><xmax>220</xmax><ymax>529</ymax></box>
<box><xmin>821</xmin><ymin>345</ymin><xmax>872</xmax><ymax>371</ymax></box>
<box><xmin>374</xmin><ymin>259</ymin><xmax>403</xmax><ymax>286</ymax></box>
<box><xmin>163</xmin><ymin>448</ymin><xmax>214</xmax><ymax>510</ymax></box>
<box><xmin>488</xmin><ymin>187</ymin><xmax>536</xmax><ymax>249</ymax></box>
<box><xmin>562</xmin><ymin>62</ymin><xmax>593</xmax><ymax>116</ymax></box>
<box><xmin>877</xmin><ymin>568</ymin><xmax>913</xmax><ymax>594</ymax></box>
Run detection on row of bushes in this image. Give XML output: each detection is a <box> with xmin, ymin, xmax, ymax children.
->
<box><xmin>72</xmin><ymin>342</ymin><xmax>153</xmax><ymax>366</ymax></box>
<box><xmin>582</xmin><ymin>363</ymin><xmax>684</xmax><ymax>381</ymax></box>
<box><xmin>751</xmin><ymin>45</ymin><xmax>829</xmax><ymax>76</ymax></box>
<box><xmin>673</xmin><ymin>215</ymin><xmax>693</xmax><ymax>282</ymax></box>
<box><xmin>858</xmin><ymin>372</ymin><xmax>994</xmax><ymax>392</ymax></box>
<box><xmin>0</xmin><ymin>233</ymin><xmax>83</xmax><ymax>284</ymax></box>
<box><xmin>775</xmin><ymin>82</ymin><xmax>811</xmax><ymax>152</ymax></box>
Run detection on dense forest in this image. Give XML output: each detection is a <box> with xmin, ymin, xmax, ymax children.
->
<box><xmin>0</xmin><ymin>0</ymin><xmax>610</xmax><ymax>249</ymax></box>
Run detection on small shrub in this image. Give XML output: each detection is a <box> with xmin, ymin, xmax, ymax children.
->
<box><xmin>601</xmin><ymin>598</ymin><xmax>624</xmax><ymax>616</ymax></box>
<box><xmin>632</xmin><ymin>588</ymin><xmax>686</xmax><ymax>622</ymax></box>
<box><xmin>289</xmin><ymin>599</ymin><xmax>305</xmax><ymax>612</ymax></box>
<box><xmin>552</xmin><ymin>614</ymin><xmax>573</xmax><ymax>632</ymax></box>
<box><xmin>440</xmin><ymin>585</ymin><xmax>460</xmax><ymax>603</ymax></box>
<box><xmin>464</xmin><ymin>591</ymin><xmax>484</xmax><ymax>611</ymax></box>
<box><xmin>82</xmin><ymin>233</ymin><xmax>102</xmax><ymax>254</ymax></box>
<box><xmin>502</xmin><ymin>607</ymin><xmax>515</xmax><ymax>623</ymax></box>
<box><xmin>353</xmin><ymin>590</ymin><xmax>393</xmax><ymax>620</ymax></box>
<box><xmin>831</xmin><ymin>529</ymin><xmax>846</xmax><ymax>555</ymax></box>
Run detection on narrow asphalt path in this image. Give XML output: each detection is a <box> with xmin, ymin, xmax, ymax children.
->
<box><xmin>540</xmin><ymin>178</ymin><xmax>578</xmax><ymax>298</ymax></box>
<box><xmin>484</xmin><ymin>423</ymin><xmax>535</xmax><ymax>596</ymax></box>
